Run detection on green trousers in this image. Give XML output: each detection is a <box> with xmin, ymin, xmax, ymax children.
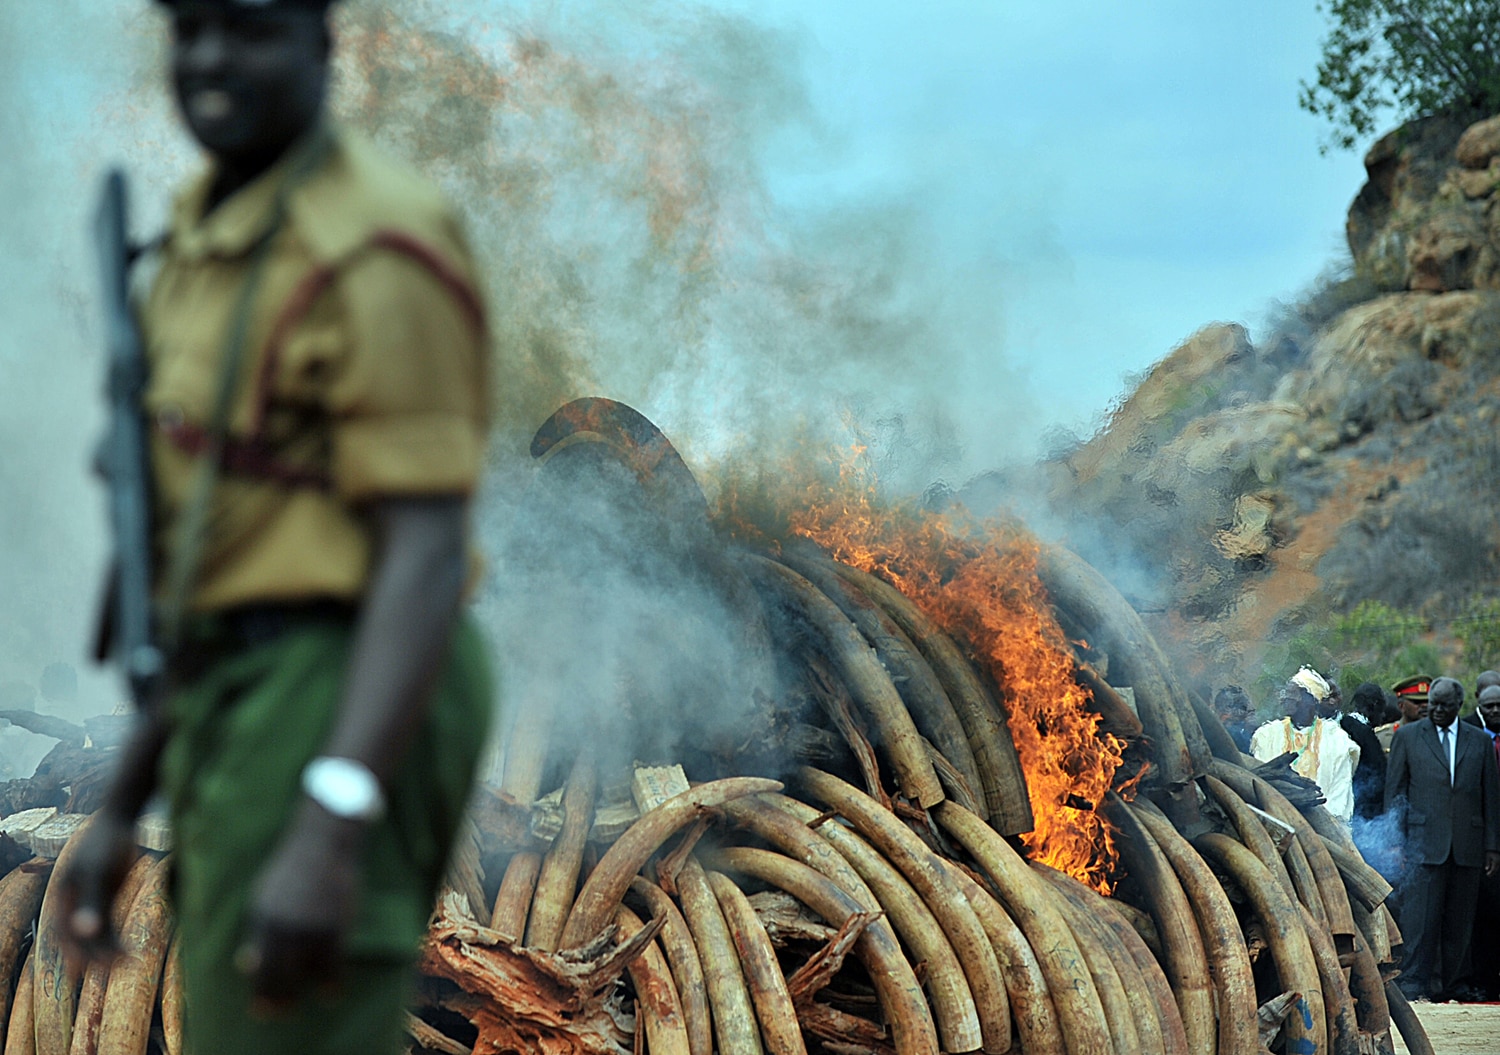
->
<box><xmin>159</xmin><ymin>614</ymin><xmax>493</xmax><ymax>1055</ymax></box>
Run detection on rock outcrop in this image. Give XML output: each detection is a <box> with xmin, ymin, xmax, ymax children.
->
<box><xmin>1021</xmin><ymin>111</ymin><xmax>1500</xmax><ymax>692</ymax></box>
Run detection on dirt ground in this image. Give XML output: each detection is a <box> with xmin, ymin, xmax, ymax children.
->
<box><xmin>1393</xmin><ymin>1001</ymin><xmax>1500</xmax><ymax>1054</ymax></box>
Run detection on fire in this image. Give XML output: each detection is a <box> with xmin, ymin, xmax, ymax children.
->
<box><xmin>783</xmin><ymin>457</ymin><xmax>1127</xmax><ymax>892</ymax></box>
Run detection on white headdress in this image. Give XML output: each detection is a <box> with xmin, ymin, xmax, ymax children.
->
<box><xmin>1289</xmin><ymin>665</ymin><xmax>1331</xmax><ymax>702</ymax></box>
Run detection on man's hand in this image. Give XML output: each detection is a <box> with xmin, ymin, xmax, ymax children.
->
<box><xmin>237</xmin><ymin>497</ymin><xmax>465</xmax><ymax>1013</ymax></box>
<box><xmin>58</xmin><ymin>810</ymin><xmax>139</xmax><ymax>968</ymax></box>
<box><xmin>1486</xmin><ymin>851</ymin><xmax>1499</xmax><ymax>878</ymax></box>
<box><xmin>240</xmin><ymin>800</ymin><xmax>365</xmax><ymax>1014</ymax></box>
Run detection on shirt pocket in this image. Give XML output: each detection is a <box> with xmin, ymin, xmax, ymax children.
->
<box><xmin>264</xmin><ymin>325</ymin><xmax>345</xmax><ymax>411</ymax></box>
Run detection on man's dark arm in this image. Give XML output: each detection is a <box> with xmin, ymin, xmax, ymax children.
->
<box><xmin>1481</xmin><ymin>728</ymin><xmax>1500</xmax><ymax>876</ymax></box>
<box><xmin>243</xmin><ymin>494</ymin><xmax>468</xmax><ymax>1007</ymax></box>
<box><xmin>61</xmin><ymin>712</ymin><xmax>170</xmax><ymax>957</ymax></box>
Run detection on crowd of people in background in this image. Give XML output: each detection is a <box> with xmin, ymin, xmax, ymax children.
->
<box><xmin>1216</xmin><ymin>668</ymin><xmax>1500</xmax><ymax>1004</ymax></box>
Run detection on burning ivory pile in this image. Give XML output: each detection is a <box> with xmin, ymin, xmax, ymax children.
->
<box><xmin>0</xmin><ymin>401</ymin><xmax>1425</xmax><ymax>1055</ymax></box>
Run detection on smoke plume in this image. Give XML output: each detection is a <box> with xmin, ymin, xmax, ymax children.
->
<box><xmin>3</xmin><ymin>0</ymin><xmax>1055</xmax><ymax>757</ymax></box>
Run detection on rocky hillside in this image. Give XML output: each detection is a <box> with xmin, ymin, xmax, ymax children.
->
<box><xmin>1019</xmin><ymin>111</ymin><xmax>1500</xmax><ymax>696</ymax></box>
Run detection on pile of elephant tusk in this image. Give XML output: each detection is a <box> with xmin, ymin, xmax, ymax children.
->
<box><xmin>0</xmin><ymin>541</ymin><xmax>1422</xmax><ymax>1055</ymax></box>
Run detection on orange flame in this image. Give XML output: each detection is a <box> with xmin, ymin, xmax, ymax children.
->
<box><xmin>783</xmin><ymin>456</ymin><xmax>1127</xmax><ymax>892</ymax></box>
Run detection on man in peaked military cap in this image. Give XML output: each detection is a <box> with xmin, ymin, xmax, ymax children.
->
<box><xmin>61</xmin><ymin>1</ymin><xmax>495</xmax><ymax>1052</ymax></box>
<box><xmin>1377</xmin><ymin>674</ymin><xmax>1433</xmax><ymax>751</ymax></box>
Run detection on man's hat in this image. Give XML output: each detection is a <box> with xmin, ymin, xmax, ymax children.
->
<box><xmin>1288</xmin><ymin>665</ymin><xmax>1331</xmax><ymax>702</ymax></box>
<box><xmin>1392</xmin><ymin>675</ymin><xmax>1433</xmax><ymax>702</ymax></box>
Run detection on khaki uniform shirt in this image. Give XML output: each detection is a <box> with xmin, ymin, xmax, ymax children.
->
<box><xmin>142</xmin><ymin>127</ymin><xmax>488</xmax><ymax>612</ymax></box>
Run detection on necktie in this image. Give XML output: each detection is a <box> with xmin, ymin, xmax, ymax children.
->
<box><xmin>1441</xmin><ymin>726</ymin><xmax>1453</xmax><ymax>785</ymax></box>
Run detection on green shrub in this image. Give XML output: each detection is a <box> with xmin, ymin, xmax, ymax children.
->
<box><xmin>1300</xmin><ymin>0</ymin><xmax>1500</xmax><ymax>152</ymax></box>
<box><xmin>1253</xmin><ymin>601</ymin><xmax>1442</xmax><ymax>708</ymax></box>
<box><xmin>1455</xmin><ymin>596</ymin><xmax>1500</xmax><ymax>674</ymax></box>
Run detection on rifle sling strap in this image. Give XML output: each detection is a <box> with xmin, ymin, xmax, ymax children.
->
<box><xmin>156</xmin><ymin>127</ymin><xmax>333</xmax><ymax>657</ymax></box>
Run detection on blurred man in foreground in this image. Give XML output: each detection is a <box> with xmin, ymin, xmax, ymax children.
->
<box><xmin>60</xmin><ymin>2</ymin><xmax>494</xmax><ymax>1051</ymax></box>
<box><xmin>1386</xmin><ymin>677</ymin><xmax>1500</xmax><ymax>1001</ymax></box>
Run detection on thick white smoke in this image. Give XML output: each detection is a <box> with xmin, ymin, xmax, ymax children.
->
<box><xmin>2</xmin><ymin>1</ymin><xmax>1050</xmax><ymax>763</ymax></box>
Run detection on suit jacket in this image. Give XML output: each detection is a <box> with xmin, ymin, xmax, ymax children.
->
<box><xmin>1386</xmin><ymin>716</ymin><xmax>1500</xmax><ymax>867</ymax></box>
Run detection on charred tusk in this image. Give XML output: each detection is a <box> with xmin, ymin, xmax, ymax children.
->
<box><xmin>1101</xmin><ymin>797</ymin><xmax>1216</xmax><ymax>1055</ymax></box>
<box><xmin>1383</xmin><ymin>980</ymin><xmax>1435</xmax><ymax>1055</ymax></box>
<box><xmin>708</xmin><ymin>872</ymin><xmax>810</xmax><ymax>1055</ymax></box>
<box><xmin>676</xmin><ymin>859</ymin><xmax>765</xmax><ymax>1055</ymax></box>
<box><xmin>828</xmin><ymin>560</ymin><xmax>1033</xmax><ymax>835</ymax></box>
<box><xmin>766</xmin><ymin>795</ymin><xmax>983</xmax><ymax>1054</ymax></box>
<box><xmin>1189</xmin><ymin>691</ymin><xmax>1247</xmax><ymax>765</ymax></box>
<box><xmin>707</xmin><ymin>844</ymin><xmax>938</xmax><ymax>1055</ymax></box>
<box><xmin>1314</xmin><ymin>834</ymin><xmax>1393</xmax><ymax>913</ymax></box>
<box><xmin>559</xmin><ymin>776</ymin><xmax>782</xmax><ymax>949</ymax></box>
<box><xmin>923</xmin><ymin>736</ymin><xmax>985</xmax><ymax>817</ymax></box>
<box><xmin>97</xmin><ymin>855</ymin><xmax>173</xmax><ymax>1055</ymax></box>
<box><xmin>1343</xmin><ymin>927</ymin><xmax>1391</xmax><ymax>1042</ymax></box>
<box><xmin>1194</xmin><ymin>833</ymin><xmax>1326</xmax><ymax>1055</ymax></box>
<box><xmin>630</xmin><ymin>879</ymin><xmax>714</xmax><ymax>1055</ymax></box>
<box><xmin>780</xmin><ymin>552</ymin><xmax>986</xmax><ymax>815</ymax></box>
<box><xmin>933</xmin><ymin>801</ymin><xmax>1115</xmax><ymax>1055</ymax></box>
<box><xmin>750</xmin><ymin>557</ymin><xmax>943</xmax><ymax>808</ymax></box>
<box><xmin>798</xmin><ymin>769</ymin><xmax>1010</xmax><ymax>1054</ymax></box>
<box><xmin>1074</xmin><ymin>661</ymin><xmax>1144</xmax><ymax>739</ymax></box>
<box><xmin>1131</xmin><ymin>801</ymin><xmax>1260</xmax><ymax>1055</ymax></box>
<box><xmin>616</xmin><ymin>904</ymin><xmax>693</xmax><ymax>1055</ymax></box>
<box><xmin>526</xmin><ymin>754</ymin><xmax>599</xmax><ymax>952</ymax></box>
<box><xmin>1034</xmin><ymin>544</ymin><xmax>1206</xmax><ymax>787</ymax></box>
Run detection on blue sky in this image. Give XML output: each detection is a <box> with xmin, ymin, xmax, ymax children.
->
<box><xmin>706</xmin><ymin>0</ymin><xmax>1371</xmax><ymax>429</ymax></box>
<box><xmin>0</xmin><ymin>1</ymin><xmax>1384</xmax><ymax>709</ymax></box>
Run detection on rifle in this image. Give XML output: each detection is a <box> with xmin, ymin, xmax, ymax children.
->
<box><xmin>94</xmin><ymin>169</ymin><xmax>166</xmax><ymax>713</ymax></box>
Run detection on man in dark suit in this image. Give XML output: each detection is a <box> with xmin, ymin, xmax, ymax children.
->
<box><xmin>1386</xmin><ymin>676</ymin><xmax>1500</xmax><ymax>1001</ymax></box>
